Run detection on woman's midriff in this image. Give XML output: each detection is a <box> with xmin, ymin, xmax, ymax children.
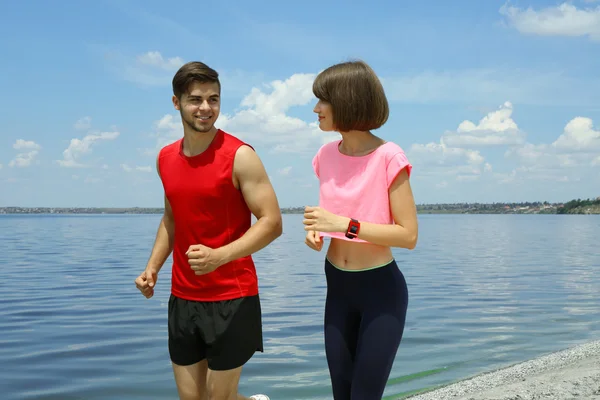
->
<box><xmin>326</xmin><ymin>238</ymin><xmax>394</xmax><ymax>271</ymax></box>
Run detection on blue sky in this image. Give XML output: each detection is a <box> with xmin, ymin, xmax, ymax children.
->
<box><xmin>1</xmin><ymin>0</ymin><xmax>599</xmax><ymax>208</ymax></box>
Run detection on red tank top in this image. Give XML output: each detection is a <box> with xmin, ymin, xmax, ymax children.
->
<box><xmin>158</xmin><ymin>129</ymin><xmax>258</xmax><ymax>301</ymax></box>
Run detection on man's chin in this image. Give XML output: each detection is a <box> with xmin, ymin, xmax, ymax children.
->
<box><xmin>190</xmin><ymin>123</ymin><xmax>216</xmax><ymax>134</ymax></box>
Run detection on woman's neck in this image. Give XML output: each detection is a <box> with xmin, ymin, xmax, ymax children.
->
<box><xmin>338</xmin><ymin>130</ymin><xmax>385</xmax><ymax>156</ymax></box>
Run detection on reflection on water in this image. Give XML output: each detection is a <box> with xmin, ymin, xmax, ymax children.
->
<box><xmin>0</xmin><ymin>213</ymin><xmax>598</xmax><ymax>399</ymax></box>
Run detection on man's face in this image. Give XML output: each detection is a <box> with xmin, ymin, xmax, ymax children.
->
<box><xmin>173</xmin><ymin>81</ymin><xmax>221</xmax><ymax>134</ymax></box>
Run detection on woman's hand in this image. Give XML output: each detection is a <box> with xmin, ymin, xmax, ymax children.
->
<box><xmin>303</xmin><ymin>206</ymin><xmax>348</xmax><ymax>233</ymax></box>
<box><xmin>305</xmin><ymin>230</ymin><xmax>323</xmax><ymax>251</ymax></box>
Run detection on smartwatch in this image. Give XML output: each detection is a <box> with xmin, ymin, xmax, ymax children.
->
<box><xmin>345</xmin><ymin>218</ymin><xmax>360</xmax><ymax>239</ymax></box>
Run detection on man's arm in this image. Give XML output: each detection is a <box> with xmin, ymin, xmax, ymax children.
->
<box><xmin>146</xmin><ymin>155</ymin><xmax>175</xmax><ymax>273</ymax></box>
<box><xmin>218</xmin><ymin>145</ymin><xmax>283</xmax><ymax>264</ymax></box>
<box><xmin>146</xmin><ymin>195</ymin><xmax>175</xmax><ymax>273</ymax></box>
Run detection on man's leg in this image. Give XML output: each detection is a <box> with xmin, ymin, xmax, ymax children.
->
<box><xmin>168</xmin><ymin>294</ymin><xmax>209</xmax><ymax>399</ymax></box>
<box><xmin>205</xmin><ymin>295</ymin><xmax>267</xmax><ymax>400</ymax></box>
<box><xmin>172</xmin><ymin>360</ymin><xmax>208</xmax><ymax>400</ymax></box>
<box><xmin>206</xmin><ymin>366</ymin><xmax>251</xmax><ymax>400</ymax></box>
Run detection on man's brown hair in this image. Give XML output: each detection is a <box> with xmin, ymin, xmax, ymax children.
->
<box><xmin>312</xmin><ymin>60</ymin><xmax>389</xmax><ymax>132</ymax></box>
<box><xmin>172</xmin><ymin>61</ymin><xmax>220</xmax><ymax>99</ymax></box>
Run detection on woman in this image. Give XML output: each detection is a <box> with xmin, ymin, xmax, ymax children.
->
<box><xmin>303</xmin><ymin>60</ymin><xmax>418</xmax><ymax>399</ymax></box>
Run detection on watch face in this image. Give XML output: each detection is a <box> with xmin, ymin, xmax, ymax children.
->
<box><xmin>346</xmin><ymin>219</ymin><xmax>360</xmax><ymax>239</ymax></box>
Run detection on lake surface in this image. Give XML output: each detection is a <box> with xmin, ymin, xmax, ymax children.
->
<box><xmin>1</xmin><ymin>213</ymin><xmax>599</xmax><ymax>399</ymax></box>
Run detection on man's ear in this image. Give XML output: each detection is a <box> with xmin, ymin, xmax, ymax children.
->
<box><xmin>172</xmin><ymin>95</ymin><xmax>180</xmax><ymax>110</ymax></box>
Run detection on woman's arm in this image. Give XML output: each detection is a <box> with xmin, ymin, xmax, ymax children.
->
<box><xmin>350</xmin><ymin>168</ymin><xmax>418</xmax><ymax>248</ymax></box>
<box><xmin>303</xmin><ymin>168</ymin><xmax>418</xmax><ymax>249</ymax></box>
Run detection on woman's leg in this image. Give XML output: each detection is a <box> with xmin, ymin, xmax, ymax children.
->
<box><xmin>323</xmin><ymin>259</ymin><xmax>361</xmax><ymax>399</ymax></box>
<box><xmin>350</xmin><ymin>262</ymin><xmax>409</xmax><ymax>399</ymax></box>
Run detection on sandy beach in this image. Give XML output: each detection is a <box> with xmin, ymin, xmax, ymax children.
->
<box><xmin>405</xmin><ymin>340</ymin><xmax>600</xmax><ymax>400</ymax></box>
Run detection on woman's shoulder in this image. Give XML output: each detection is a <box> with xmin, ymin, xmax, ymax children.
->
<box><xmin>320</xmin><ymin>139</ymin><xmax>341</xmax><ymax>151</ymax></box>
<box><xmin>314</xmin><ymin>139</ymin><xmax>340</xmax><ymax>157</ymax></box>
<box><xmin>380</xmin><ymin>141</ymin><xmax>409</xmax><ymax>160</ymax></box>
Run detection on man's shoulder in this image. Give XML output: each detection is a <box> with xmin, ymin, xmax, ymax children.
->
<box><xmin>159</xmin><ymin>139</ymin><xmax>182</xmax><ymax>158</ymax></box>
<box><xmin>217</xmin><ymin>129</ymin><xmax>256</xmax><ymax>161</ymax></box>
<box><xmin>220</xmin><ymin>129</ymin><xmax>253</xmax><ymax>150</ymax></box>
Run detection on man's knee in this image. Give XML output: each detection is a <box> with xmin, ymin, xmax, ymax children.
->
<box><xmin>206</xmin><ymin>367</ymin><xmax>242</xmax><ymax>400</ymax></box>
<box><xmin>172</xmin><ymin>360</ymin><xmax>208</xmax><ymax>400</ymax></box>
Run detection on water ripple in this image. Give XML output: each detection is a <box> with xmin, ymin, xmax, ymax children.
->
<box><xmin>0</xmin><ymin>213</ymin><xmax>598</xmax><ymax>399</ymax></box>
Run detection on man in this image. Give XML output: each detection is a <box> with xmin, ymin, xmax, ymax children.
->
<box><xmin>135</xmin><ymin>61</ymin><xmax>282</xmax><ymax>400</ymax></box>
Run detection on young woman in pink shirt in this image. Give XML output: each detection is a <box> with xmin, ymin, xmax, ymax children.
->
<box><xmin>303</xmin><ymin>60</ymin><xmax>419</xmax><ymax>399</ymax></box>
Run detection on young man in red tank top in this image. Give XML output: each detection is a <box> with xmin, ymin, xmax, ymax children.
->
<box><xmin>134</xmin><ymin>61</ymin><xmax>282</xmax><ymax>400</ymax></box>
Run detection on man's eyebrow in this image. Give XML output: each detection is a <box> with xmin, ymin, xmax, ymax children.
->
<box><xmin>188</xmin><ymin>94</ymin><xmax>220</xmax><ymax>99</ymax></box>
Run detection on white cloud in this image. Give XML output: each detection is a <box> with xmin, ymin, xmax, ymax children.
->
<box><xmin>499</xmin><ymin>166</ymin><xmax>583</xmax><ymax>184</ymax></box>
<box><xmin>9</xmin><ymin>139</ymin><xmax>41</xmax><ymax>168</ymax></box>
<box><xmin>148</xmin><ymin>73</ymin><xmax>338</xmax><ymax>155</ymax></box>
<box><xmin>145</xmin><ymin>114</ymin><xmax>182</xmax><ymax>155</ymax></box>
<box><xmin>499</xmin><ymin>2</ymin><xmax>600</xmax><ymax>41</ymax></box>
<box><xmin>409</xmin><ymin>141</ymin><xmax>488</xmax><ymax>182</ymax></box>
<box><xmin>241</xmin><ymin>74</ymin><xmax>316</xmax><ymax>115</ymax></box>
<box><xmin>136</xmin><ymin>51</ymin><xmax>184</xmax><ymax>70</ymax></box>
<box><xmin>278</xmin><ymin>166</ymin><xmax>292</xmax><ymax>176</ymax></box>
<box><xmin>121</xmin><ymin>164</ymin><xmax>152</xmax><ymax>173</ymax></box>
<box><xmin>410</xmin><ymin>142</ymin><xmax>485</xmax><ymax>166</ymax></box>
<box><xmin>503</xmin><ymin>115</ymin><xmax>600</xmax><ymax>184</ymax></box>
<box><xmin>506</xmin><ymin>116</ymin><xmax>600</xmax><ymax>168</ymax></box>
<box><xmin>57</xmin><ymin>130</ymin><xmax>120</xmax><ymax>168</ymax></box>
<box><xmin>442</xmin><ymin>102</ymin><xmax>526</xmax><ymax>147</ymax></box>
<box><xmin>103</xmin><ymin>50</ymin><xmax>185</xmax><ymax>87</ymax></box>
<box><xmin>219</xmin><ymin>73</ymin><xmax>338</xmax><ymax>153</ymax></box>
<box><xmin>13</xmin><ymin>139</ymin><xmax>41</xmax><ymax>150</ymax></box>
<box><xmin>551</xmin><ymin>117</ymin><xmax>600</xmax><ymax>152</ymax></box>
<box><xmin>409</xmin><ymin>102</ymin><xmax>600</xmax><ymax>187</ymax></box>
<box><xmin>74</xmin><ymin>117</ymin><xmax>92</xmax><ymax>131</ymax></box>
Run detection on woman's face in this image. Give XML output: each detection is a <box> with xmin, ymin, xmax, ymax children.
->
<box><xmin>313</xmin><ymin>99</ymin><xmax>335</xmax><ymax>131</ymax></box>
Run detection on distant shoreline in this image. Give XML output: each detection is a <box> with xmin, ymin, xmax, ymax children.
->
<box><xmin>2</xmin><ymin>199</ymin><xmax>599</xmax><ymax>215</ymax></box>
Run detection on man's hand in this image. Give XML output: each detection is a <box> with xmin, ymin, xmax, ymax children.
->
<box><xmin>187</xmin><ymin>244</ymin><xmax>226</xmax><ymax>275</ymax></box>
<box><xmin>305</xmin><ymin>230</ymin><xmax>323</xmax><ymax>251</ymax></box>
<box><xmin>135</xmin><ymin>268</ymin><xmax>158</xmax><ymax>299</ymax></box>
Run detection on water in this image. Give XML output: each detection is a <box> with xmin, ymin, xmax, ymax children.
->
<box><xmin>0</xmin><ymin>213</ymin><xmax>599</xmax><ymax>399</ymax></box>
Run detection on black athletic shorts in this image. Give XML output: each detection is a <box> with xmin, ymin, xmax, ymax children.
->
<box><xmin>167</xmin><ymin>293</ymin><xmax>263</xmax><ymax>370</ymax></box>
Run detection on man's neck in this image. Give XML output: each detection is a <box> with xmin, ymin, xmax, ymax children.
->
<box><xmin>182</xmin><ymin>127</ymin><xmax>218</xmax><ymax>157</ymax></box>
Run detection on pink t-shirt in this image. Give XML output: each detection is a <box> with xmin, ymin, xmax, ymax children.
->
<box><xmin>312</xmin><ymin>140</ymin><xmax>412</xmax><ymax>243</ymax></box>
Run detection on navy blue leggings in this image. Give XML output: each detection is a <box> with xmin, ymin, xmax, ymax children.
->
<box><xmin>324</xmin><ymin>258</ymin><xmax>409</xmax><ymax>400</ymax></box>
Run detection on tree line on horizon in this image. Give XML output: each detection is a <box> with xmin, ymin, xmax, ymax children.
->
<box><xmin>1</xmin><ymin>197</ymin><xmax>598</xmax><ymax>214</ymax></box>
<box><xmin>556</xmin><ymin>198</ymin><xmax>600</xmax><ymax>214</ymax></box>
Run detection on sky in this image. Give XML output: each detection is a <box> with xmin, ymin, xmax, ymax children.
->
<box><xmin>1</xmin><ymin>0</ymin><xmax>599</xmax><ymax>208</ymax></box>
